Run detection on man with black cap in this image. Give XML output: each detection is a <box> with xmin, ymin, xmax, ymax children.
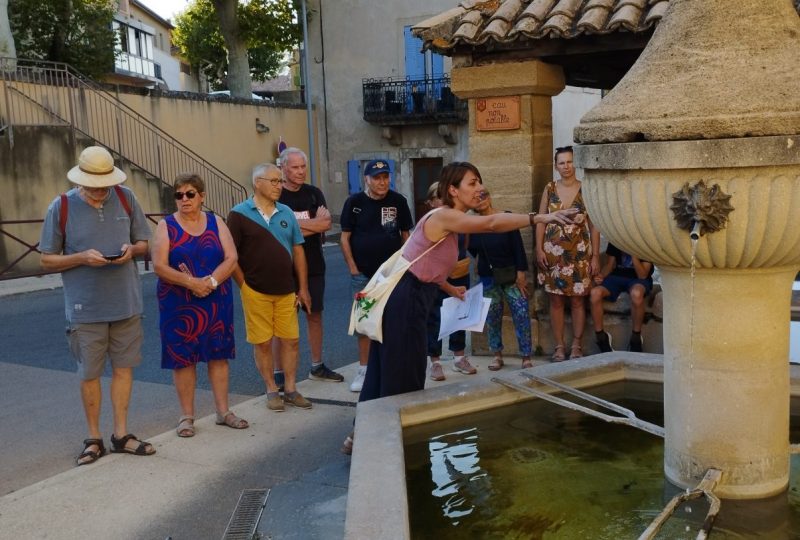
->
<box><xmin>39</xmin><ymin>146</ymin><xmax>155</xmax><ymax>465</ymax></box>
<box><xmin>339</xmin><ymin>159</ymin><xmax>413</xmax><ymax>392</ymax></box>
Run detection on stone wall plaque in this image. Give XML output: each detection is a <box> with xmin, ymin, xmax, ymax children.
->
<box><xmin>476</xmin><ymin>96</ymin><xmax>521</xmax><ymax>131</ymax></box>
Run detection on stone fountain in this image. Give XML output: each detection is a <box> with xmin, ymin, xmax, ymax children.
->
<box><xmin>575</xmin><ymin>0</ymin><xmax>800</xmax><ymax>499</ymax></box>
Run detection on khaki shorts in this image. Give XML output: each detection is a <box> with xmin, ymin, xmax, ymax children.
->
<box><xmin>240</xmin><ymin>283</ymin><xmax>299</xmax><ymax>344</ymax></box>
<box><xmin>66</xmin><ymin>315</ymin><xmax>143</xmax><ymax>380</ymax></box>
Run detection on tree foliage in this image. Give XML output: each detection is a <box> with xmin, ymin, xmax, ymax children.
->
<box><xmin>8</xmin><ymin>0</ymin><xmax>116</xmax><ymax>79</ymax></box>
<box><xmin>173</xmin><ymin>0</ymin><xmax>302</xmax><ymax>90</ymax></box>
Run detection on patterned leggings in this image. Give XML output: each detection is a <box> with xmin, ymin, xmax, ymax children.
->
<box><xmin>485</xmin><ymin>284</ymin><xmax>532</xmax><ymax>357</ymax></box>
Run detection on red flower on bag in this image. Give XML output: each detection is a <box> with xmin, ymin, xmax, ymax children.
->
<box><xmin>355</xmin><ymin>292</ymin><xmax>377</xmax><ymax>322</ymax></box>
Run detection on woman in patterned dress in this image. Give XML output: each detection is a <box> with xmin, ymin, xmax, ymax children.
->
<box><xmin>152</xmin><ymin>173</ymin><xmax>248</xmax><ymax>437</ymax></box>
<box><xmin>535</xmin><ymin>147</ymin><xmax>600</xmax><ymax>361</ymax></box>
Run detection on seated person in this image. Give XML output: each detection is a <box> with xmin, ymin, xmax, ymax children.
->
<box><xmin>590</xmin><ymin>243</ymin><xmax>654</xmax><ymax>352</ymax></box>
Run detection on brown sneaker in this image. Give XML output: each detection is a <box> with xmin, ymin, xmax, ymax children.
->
<box><xmin>267</xmin><ymin>394</ymin><xmax>285</xmax><ymax>412</ymax></box>
<box><xmin>283</xmin><ymin>392</ymin><xmax>312</xmax><ymax>409</ymax></box>
<box><xmin>429</xmin><ymin>361</ymin><xmax>446</xmax><ymax>381</ymax></box>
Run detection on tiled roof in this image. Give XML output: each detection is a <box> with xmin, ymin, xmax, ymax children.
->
<box><xmin>414</xmin><ymin>0</ymin><xmax>798</xmax><ymax>53</ymax></box>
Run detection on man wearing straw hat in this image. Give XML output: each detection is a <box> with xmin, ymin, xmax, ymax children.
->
<box><xmin>39</xmin><ymin>146</ymin><xmax>155</xmax><ymax>466</ymax></box>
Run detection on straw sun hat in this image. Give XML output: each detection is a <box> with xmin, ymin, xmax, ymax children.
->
<box><xmin>67</xmin><ymin>146</ymin><xmax>127</xmax><ymax>188</ymax></box>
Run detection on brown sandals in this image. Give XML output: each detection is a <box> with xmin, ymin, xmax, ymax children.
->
<box><xmin>552</xmin><ymin>345</ymin><xmax>566</xmax><ymax>362</ymax></box>
<box><xmin>521</xmin><ymin>357</ymin><xmax>533</xmax><ymax>369</ymax></box>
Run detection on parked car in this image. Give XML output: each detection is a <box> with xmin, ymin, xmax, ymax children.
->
<box><xmin>208</xmin><ymin>90</ymin><xmax>265</xmax><ymax>101</ymax></box>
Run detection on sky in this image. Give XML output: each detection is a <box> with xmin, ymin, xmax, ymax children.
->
<box><xmin>137</xmin><ymin>0</ymin><xmax>191</xmax><ymax>21</ymax></box>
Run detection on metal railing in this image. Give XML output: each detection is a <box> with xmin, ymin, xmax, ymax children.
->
<box><xmin>0</xmin><ymin>213</ymin><xmax>167</xmax><ymax>280</ymax></box>
<box><xmin>0</xmin><ymin>57</ymin><xmax>248</xmax><ymax>217</ymax></box>
<box><xmin>362</xmin><ymin>76</ymin><xmax>467</xmax><ymax>126</ymax></box>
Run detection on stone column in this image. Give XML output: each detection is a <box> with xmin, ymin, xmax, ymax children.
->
<box><xmin>450</xmin><ymin>60</ymin><xmax>564</xmax><ymax>216</ymax></box>
<box><xmin>450</xmin><ymin>60</ymin><xmax>565</xmax><ymax>355</ymax></box>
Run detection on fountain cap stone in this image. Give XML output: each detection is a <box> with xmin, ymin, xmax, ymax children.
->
<box><xmin>575</xmin><ymin>0</ymin><xmax>800</xmax><ymax>143</ymax></box>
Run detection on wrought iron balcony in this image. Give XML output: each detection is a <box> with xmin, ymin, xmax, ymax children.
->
<box><xmin>362</xmin><ymin>76</ymin><xmax>467</xmax><ymax>126</ymax></box>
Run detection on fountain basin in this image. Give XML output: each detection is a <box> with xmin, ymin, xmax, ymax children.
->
<box><xmin>345</xmin><ymin>355</ymin><xmax>800</xmax><ymax>538</ymax></box>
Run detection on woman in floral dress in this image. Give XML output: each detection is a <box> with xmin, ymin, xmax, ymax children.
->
<box><xmin>535</xmin><ymin>147</ymin><xmax>600</xmax><ymax>361</ymax></box>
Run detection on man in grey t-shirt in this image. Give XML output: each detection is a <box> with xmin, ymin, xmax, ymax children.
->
<box><xmin>39</xmin><ymin>146</ymin><xmax>155</xmax><ymax>465</ymax></box>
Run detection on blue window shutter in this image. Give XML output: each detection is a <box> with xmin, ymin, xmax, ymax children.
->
<box><xmin>404</xmin><ymin>26</ymin><xmax>425</xmax><ymax>79</ymax></box>
<box><xmin>347</xmin><ymin>160</ymin><xmax>361</xmax><ymax>194</ymax></box>
<box><xmin>431</xmin><ymin>52</ymin><xmax>444</xmax><ymax>78</ymax></box>
<box><xmin>388</xmin><ymin>159</ymin><xmax>396</xmax><ymax>191</ymax></box>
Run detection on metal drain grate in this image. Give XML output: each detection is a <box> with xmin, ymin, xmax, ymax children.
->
<box><xmin>222</xmin><ymin>488</ymin><xmax>270</xmax><ymax>540</ymax></box>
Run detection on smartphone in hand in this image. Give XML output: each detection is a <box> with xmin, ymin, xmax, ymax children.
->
<box><xmin>104</xmin><ymin>248</ymin><xmax>127</xmax><ymax>261</ymax></box>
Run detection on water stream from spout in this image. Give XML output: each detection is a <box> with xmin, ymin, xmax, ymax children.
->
<box><xmin>688</xmin><ymin>237</ymin><xmax>699</xmax><ymax>439</ymax></box>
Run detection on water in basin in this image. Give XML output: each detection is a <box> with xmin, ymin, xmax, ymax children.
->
<box><xmin>404</xmin><ymin>381</ymin><xmax>800</xmax><ymax>539</ymax></box>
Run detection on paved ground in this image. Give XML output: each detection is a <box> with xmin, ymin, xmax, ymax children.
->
<box><xmin>0</xmin><ymin>246</ymin><xmax>539</xmax><ymax>539</ymax></box>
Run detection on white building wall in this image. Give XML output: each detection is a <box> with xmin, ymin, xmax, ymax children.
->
<box><xmin>153</xmin><ymin>48</ymin><xmax>180</xmax><ymax>90</ymax></box>
<box><xmin>552</xmin><ymin>86</ymin><xmax>603</xmax><ymax>178</ymax></box>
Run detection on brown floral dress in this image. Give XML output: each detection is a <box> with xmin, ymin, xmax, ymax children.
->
<box><xmin>537</xmin><ymin>181</ymin><xmax>592</xmax><ymax>296</ymax></box>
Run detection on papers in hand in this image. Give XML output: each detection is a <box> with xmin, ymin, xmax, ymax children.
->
<box><xmin>438</xmin><ymin>283</ymin><xmax>491</xmax><ymax>340</ymax></box>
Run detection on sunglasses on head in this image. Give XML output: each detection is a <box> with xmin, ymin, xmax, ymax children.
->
<box><xmin>174</xmin><ymin>190</ymin><xmax>198</xmax><ymax>200</ymax></box>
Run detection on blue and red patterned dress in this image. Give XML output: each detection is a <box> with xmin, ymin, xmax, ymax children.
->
<box><xmin>158</xmin><ymin>212</ymin><xmax>235</xmax><ymax>369</ymax></box>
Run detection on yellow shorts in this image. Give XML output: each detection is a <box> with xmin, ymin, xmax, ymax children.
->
<box><xmin>240</xmin><ymin>283</ymin><xmax>299</xmax><ymax>344</ymax></box>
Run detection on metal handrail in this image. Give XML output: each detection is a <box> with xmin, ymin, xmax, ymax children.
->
<box><xmin>492</xmin><ymin>373</ymin><xmax>666</xmax><ymax>438</ymax></box>
<box><xmin>0</xmin><ymin>214</ymin><xmax>167</xmax><ymax>280</ymax></box>
<box><xmin>0</xmin><ymin>57</ymin><xmax>248</xmax><ymax>216</ymax></box>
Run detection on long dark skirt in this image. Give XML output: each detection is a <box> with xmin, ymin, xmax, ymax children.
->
<box><xmin>359</xmin><ymin>272</ymin><xmax>439</xmax><ymax>403</ymax></box>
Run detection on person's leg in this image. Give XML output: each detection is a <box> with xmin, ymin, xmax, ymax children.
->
<box><xmin>68</xmin><ymin>321</ymin><xmax>107</xmax><ymax>458</ymax></box>
<box><xmin>549</xmin><ymin>293</ymin><xmax>566</xmax><ymax>359</ymax></box>
<box><xmin>80</xmin><ymin>378</ymin><xmax>103</xmax><ymax>440</ymax></box>
<box><xmin>107</xmin><ymin>316</ymin><xmax>153</xmax><ymax>454</ymax></box>
<box><xmin>426</xmin><ymin>293</ymin><xmax>445</xmax><ymax>381</ymax></box>
<box><xmin>254</xmin><ymin>340</ymin><xmax>277</xmax><ymax>392</ymax></box>
<box><xmin>485</xmin><ymin>284</ymin><xmax>504</xmax><ymax>356</ymax></box>
<box><xmin>207</xmin><ymin>360</ymin><xmax>229</xmax><ymax>414</ymax></box>
<box><xmin>274</xmin><ymin>293</ymin><xmax>311</xmax><ymax>408</ymax></box>
<box><xmin>590</xmin><ymin>285</ymin><xmax>610</xmax><ymax>331</ymax></box>
<box><xmin>350</xmin><ymin>272</ymin><xmax>371</xmax><ymax>391</ymax></box>
<box><xmin>628</xmin><ymin>282</ymin><xmax>648</xmax><ymax>352</ymax></box>
<box><xmin>172</xmin><ymin>365</ymin><xmax>197</xmax><ymax>417</ymax></box>
<box><xmin>505</xmin><ymin>285</ymin><xmax>533</xmax><ymax>367</ymax></box>
<box><xmin>209</xmin><ymin>359</ymin><xmax>248</xmax><ymax>428</ymax></box>
<box><xmin>307</xmin><ymin>310</ymin><xmax>324</xmax><ymax>364</ymax></box>
<box><xmin>271</xmin><ymin>340</ymin><xmax>284</xmax><ymax>389</ymax></box>
<box><xmin>110</xmin><ymin>366</ymin><xmax>133</xmax><ymax>438</ymax></box>
<box><xmin>569</xmin><ymin>296</ymin><xmax>587</xmax><ymax>358</ymax></box>
<box><xmin>629</xmin><ymin>283</ymin><xmax>647</xmax><ymax>333</ymax></box>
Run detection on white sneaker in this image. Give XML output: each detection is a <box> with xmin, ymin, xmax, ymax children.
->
<box><xmin>350</xmin><ymin>366</ymin><xmax>367</xmax><ymax>393</ymax></box>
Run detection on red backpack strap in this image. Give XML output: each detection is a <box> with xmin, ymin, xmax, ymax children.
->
<box><xmin>59</xmin><ymin>193</ymin><xmax>68</xmax><ymax>238</ymax></box>
<box><xmin>114</xmin><ymin>185</ymin><xmax>132</xmax><ymax>217</ymax></box>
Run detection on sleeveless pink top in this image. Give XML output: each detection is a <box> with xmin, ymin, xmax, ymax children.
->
<box><xmin>405</xmin><ymin>211</ymin><xmax>458</xmax><ymax>284</ymax></box>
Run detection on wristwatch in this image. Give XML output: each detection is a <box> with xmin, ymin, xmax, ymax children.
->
<box><xmin>528</xmin><ymin>212</ymin><xmax>538</xmax><ymax>226</ymax></box>
<box><xmin>208</xmin><ymin>276</ymin><xmax>218</xmax><ymax>289</ymax></box>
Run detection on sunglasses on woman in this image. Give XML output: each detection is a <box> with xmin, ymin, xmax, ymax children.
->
<box><xmin>174</xmin><ymin>190</ymin><xmax>198</xmax><ymax>200</ymax></box>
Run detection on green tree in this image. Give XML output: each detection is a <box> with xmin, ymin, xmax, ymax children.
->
<box><xmin>8</xmin><ymin>0</ymin><xmax>116</xmax><ymax>79</ymax></box>
<box><xmin>173</xmin><ymin>0</ymin><xmax>302</xmax><ymax>93</ymax></box>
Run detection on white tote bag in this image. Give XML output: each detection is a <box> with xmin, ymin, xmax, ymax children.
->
<box><xmin>348</xmin><ymin>232</ymin><xmax>448</xmax><ymax>343</ymax></box>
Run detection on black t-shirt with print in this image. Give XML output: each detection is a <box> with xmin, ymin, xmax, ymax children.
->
<box><xmin>340</xmin><ymin>190</ymin><xmax>413</xmax><ymax>278</ymax></box>
<box><xmin>279</xmin><ymin>184</ymin><xmax>327</xmax><ymax>276</ymax></box>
